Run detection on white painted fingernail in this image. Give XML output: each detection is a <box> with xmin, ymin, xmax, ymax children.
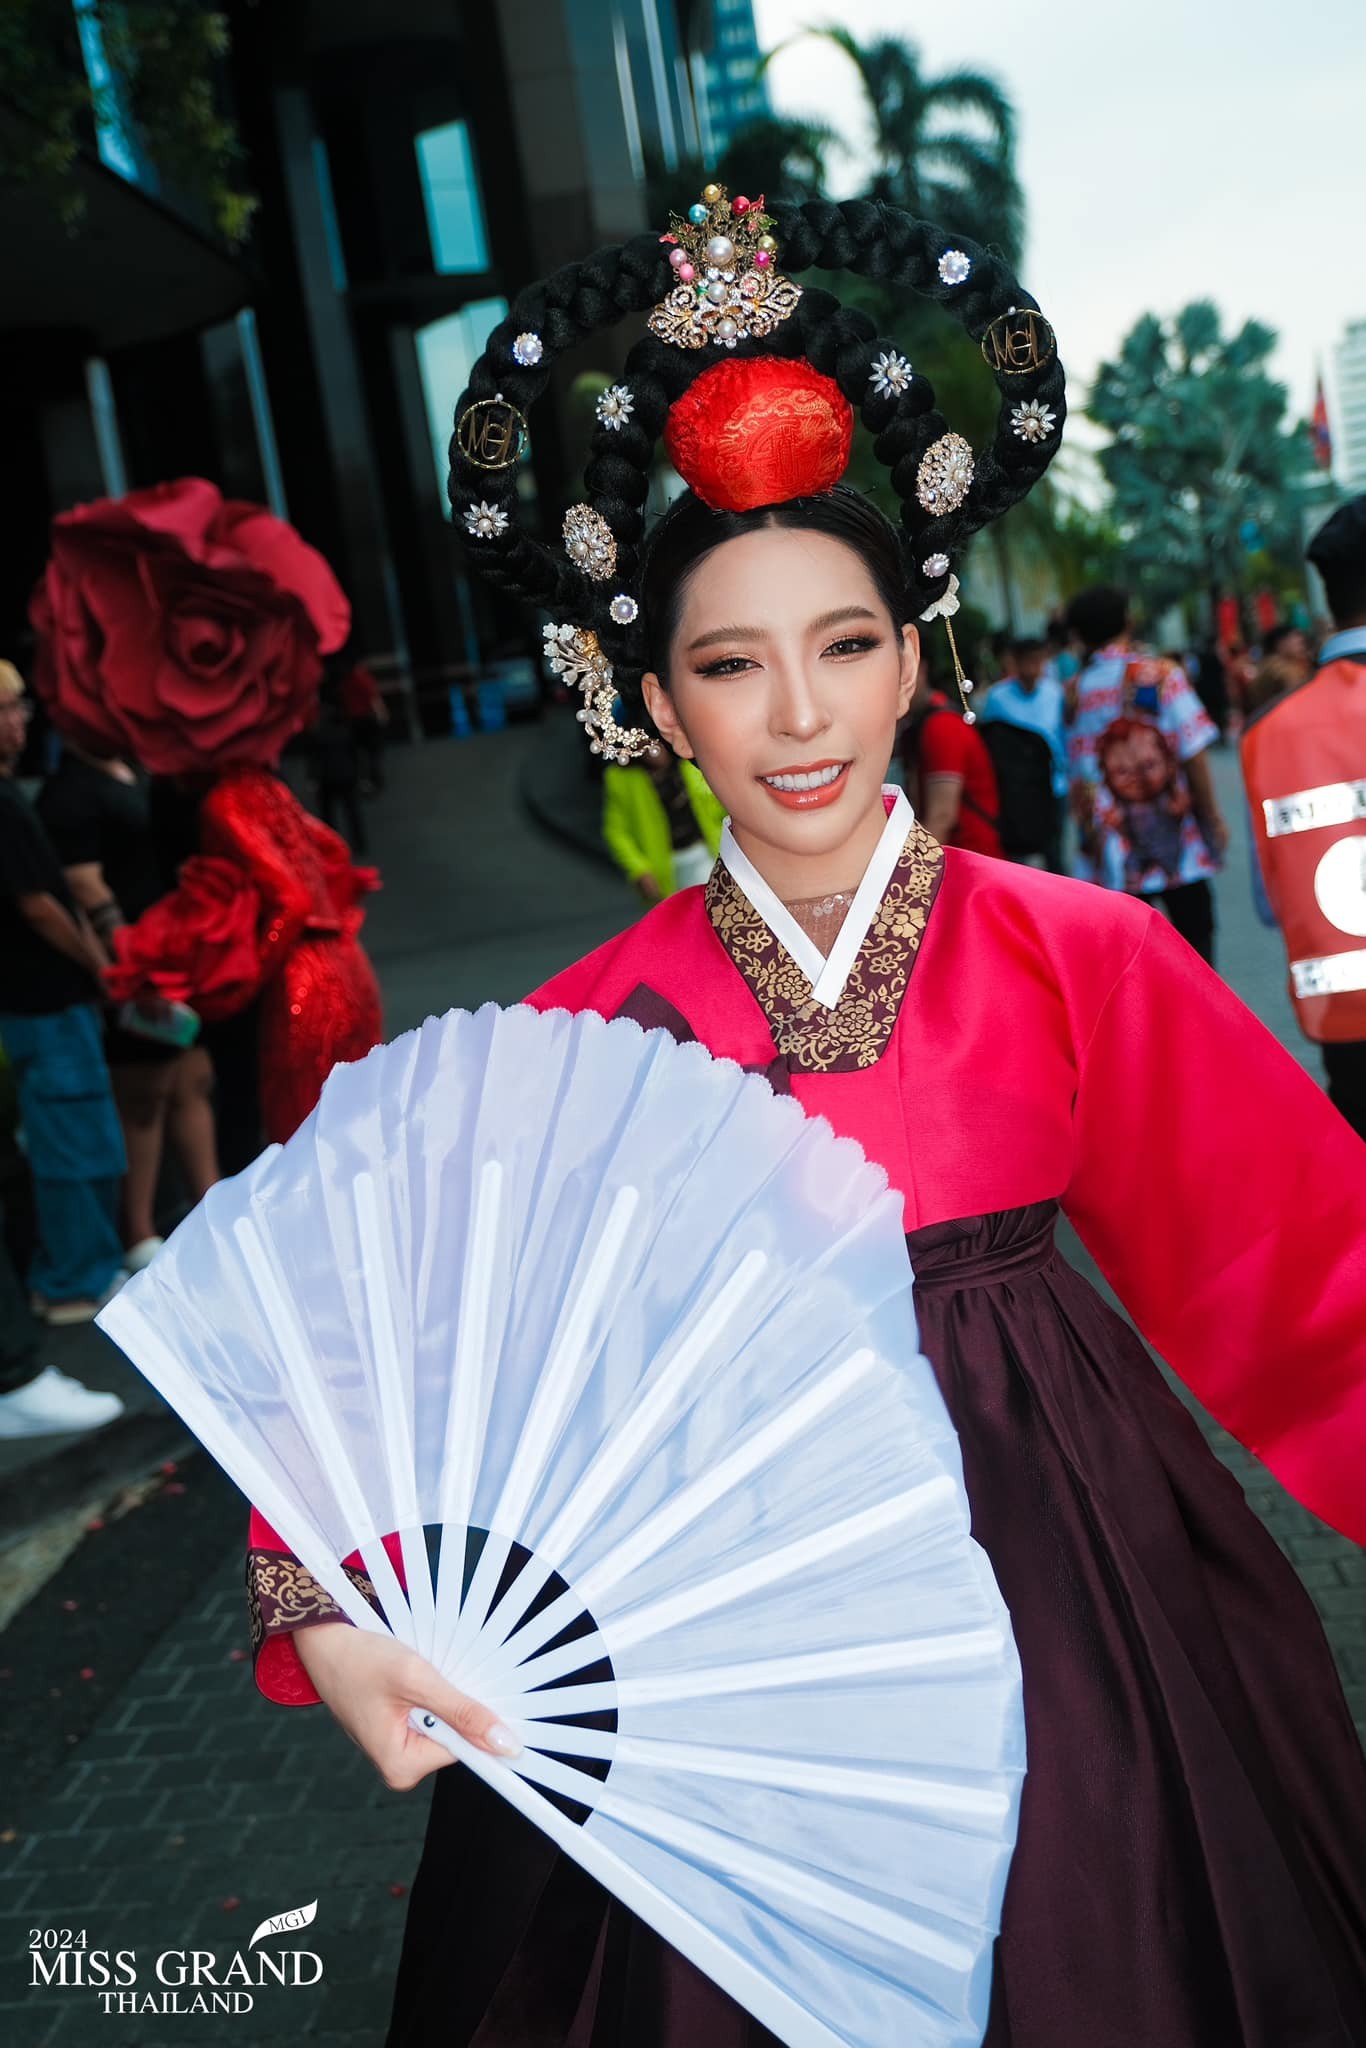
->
<box><xmin>486</xmin><ymin>1721</ymin><xmax>522</xmax><ymax>1758</ymax></box>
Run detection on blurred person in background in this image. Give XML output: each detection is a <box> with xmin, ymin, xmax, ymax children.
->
<box><xmin>1066</xmin><ymin>586</ymin><xmax>1227</xmax><ymax>963</ymax></box>
<box><xmin>979</xmin><ymin>636</ymin><xmax>1069</xmax><ymax>870</ymax></box>
<box><xmin>27</xmin><ymin>479</ymin><xmax>382</xmax><ymax>1167</ymax></box>
<box><xmin>305</xmin><ymin>668</ymin><xmax>368</xmax><ymax>857</ymax></box>
<box><xmin>1246</xmin><ymin>651</ymin><xmax>1307</xmax><ymax>719</ymax></box>
<box><xmin>984</xmin><ymin>627</ymin><xmax>1013</xmax><ymax>686</ymax></box>
<box><xmin>1189</xmin><ymin>637</ymin><xmax>1230</xmax><ymax>737</ymax></box>
<box><xmin>1242</xmin><ymin>495</ymin><xmax>1366</xmax><ymax>1139</ymax></box>
<box><xmin>1223</xmin><ymin>637</ymin><xmax>1257</xmax><ymax>737</ymax></box>
<box><xmin>38</xmin><ymin>736</ymin><xmax>220</xmax><ymax>1272</ymax></box>
<box><xmin>903</xmin><ymin>662</ymin><xmax>1003</xmax><ymax>857</ymax></box>
<box><xmin>0</xmin><ymin>1214</ymin><xmax>123</xmax><ymax>1439</ymax></box>
<box><xmin>602</xmin><ymin>742</ymin><xmax>725</xmax><ymax>906</ymax></box>
<box><xmin>1258</xmin><ymin>622</ymin><xmax>1313</xmax><ymax>689</ymax></box>
<box><xmin>337</xmin><ymin>646</ymin><xmax>390</xmax><ymax>795</ymax></box>
<box><xmin>0</xmin><ymin>663</ymin><xmax>129</xmax><ymax>1369</ymax></box>
<box><xmin>1046</xmin><ymin>612</ymin><xmax>1081</xmax><ymax>691</ymax></box>
<box><xmin>1</xmin><ymin>993</ymin><xmax>121</xmax><ymax>1438</ymax></box>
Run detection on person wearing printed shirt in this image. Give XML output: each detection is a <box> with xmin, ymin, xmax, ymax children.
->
<box><xmin>1065</xmin><ymin>585</ymin><xmax>1229</xmax><ymax>964</ymax></box>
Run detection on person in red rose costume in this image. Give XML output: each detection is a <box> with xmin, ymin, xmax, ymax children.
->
<box><xmin>29</xmin><ymin>478</ymin><xmax>383</xmax><ymax>1150</ymax></box>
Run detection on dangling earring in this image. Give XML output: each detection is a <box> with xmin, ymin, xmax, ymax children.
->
<box><xmin>941</xmin><ymin>614</ymin><xmax>977</xmax><ymax>725</ymax></box>
<box><xmin>919</xmin><ymin>575</ymin><xmax>976</xmax><ymax>722</ymax></box>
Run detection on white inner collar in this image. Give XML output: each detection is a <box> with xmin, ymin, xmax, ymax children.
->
<box><xmin>717</xmin><ymin>786</ymin><xmax>916</xmax><ymax>1010</ymax></box>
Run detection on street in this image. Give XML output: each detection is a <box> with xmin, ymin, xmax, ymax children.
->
<box><xmin>1</xmin><ymin>718</ymin><xmax>1362</xmax><ymax>2047</ymax></box>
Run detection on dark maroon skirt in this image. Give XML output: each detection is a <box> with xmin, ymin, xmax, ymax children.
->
<box><xmin>387</xmin><ymin>1205</ymin><xmax>1366</xmax><ymax>2048</ymax></box>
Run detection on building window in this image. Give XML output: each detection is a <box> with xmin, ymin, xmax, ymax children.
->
<box><xmin>415</xmin><ymin>120</ymin><xmax>490</xmax><ymax>276</ymax></box>
<box><xmin>72</xmin><ymin>0</ymin><xmax>143</xmax><ymax>185</ymax></box>
<box><xmin>415</xmin><ymin>298</ymin><xmax>508</xmax><ymax>512</ymax></box>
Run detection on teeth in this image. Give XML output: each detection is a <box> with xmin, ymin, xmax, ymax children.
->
<box><xmin>762</xmin><ymin>764</ymin><xmax>846</xmax><ymax>792</ymax></box>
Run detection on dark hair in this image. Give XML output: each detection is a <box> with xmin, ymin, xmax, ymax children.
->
<box><xmin>1306</xmin><ymin>494</ymin><xmax>1366</xmax><ymax>625</ymax></box>
<box><xmin>1065</xmin><ymin>585</ymin><xmax>1129</xmax><ymax>653</ymax></box>
<box><xmin>1011</xmin><ymin>636</ymin><xmax>1046</xmax><ymax>659</ymax></box>
<box><xmin>449</xmin><ymin>199</ymin><xmax>1066</xmax><ymax>691</ymax></box>
<box><xmin>1322</xmin><ymin>566</ymin><xmax>1366</xmax><ymax>624</ymax></box>
<box><xmin>637</xmin><ymin>485</ymin><xmax>912</xmax><ymax>696</ymax></box>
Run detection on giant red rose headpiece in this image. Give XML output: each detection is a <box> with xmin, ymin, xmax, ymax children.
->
<box><xmin>29</xmin><ymin>478</ymin><xmax>350</xmax><ymax>775</ymax></box>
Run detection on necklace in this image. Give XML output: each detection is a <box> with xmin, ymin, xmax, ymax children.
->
<box><xmin>780</xmin><ymin>889</ymin><xmax>858</xmax><ymax>954</ymax></box>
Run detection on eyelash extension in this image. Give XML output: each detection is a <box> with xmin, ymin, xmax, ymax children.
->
<box><xmin>695</xmin><ymin>635</ymin><xmax>882</xmax><ymax>679</ymax></box>
<box><xmin>696</xmin><ymin>655</ymin><xmax>755</xmax><ymax>677</ymax></box>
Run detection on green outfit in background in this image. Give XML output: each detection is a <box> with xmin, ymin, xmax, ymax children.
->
<box><xmin>602</xmin><ymin>757</ymin><xmax>725</xmax><ymax>898</ymax></box>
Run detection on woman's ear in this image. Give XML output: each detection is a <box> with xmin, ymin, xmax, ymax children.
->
<box><xmin>897</xmin><ymin>625</ymin><xmax>921</xmax><ymax>719</ymax></box>
<box><xmin>641</xmin><ymin>672</ymin><xmax>695</xmax><ymax>760</ymax></box>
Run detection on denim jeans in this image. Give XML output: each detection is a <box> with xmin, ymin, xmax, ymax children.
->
<box><xmin>0</xmin><ymin>1005</ymin><xmax>126</xmax><ymax>1304</ymax></box>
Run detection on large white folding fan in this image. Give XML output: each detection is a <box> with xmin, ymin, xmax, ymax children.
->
<box><xmin>98</xmin><ymin>1004</ymin><xmax>1023</xmax><ymax>2048</ymax></box>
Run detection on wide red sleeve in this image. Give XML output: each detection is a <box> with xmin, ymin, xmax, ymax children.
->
<box><xmin>1063</xmin><ymin>909</ymin><xmax>1366</xmax><ymax>1543</ymax></box>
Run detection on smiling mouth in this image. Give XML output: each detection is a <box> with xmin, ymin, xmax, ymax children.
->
<box><xmin>758</xmin><ymin>761</ymin><xmax>849</xmax><ymax>793</ymax></box>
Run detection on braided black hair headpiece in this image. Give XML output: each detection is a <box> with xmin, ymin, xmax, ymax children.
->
<box><xmin>449</xmin><ymin>190</ymin><xmax>1065</xmax><ymax>758</ymax></box>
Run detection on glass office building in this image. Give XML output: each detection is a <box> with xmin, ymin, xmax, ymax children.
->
<box><xmin>0</xmin><ymin>0</ymin><xmax>722</xmax><ymax>696</ymax></box>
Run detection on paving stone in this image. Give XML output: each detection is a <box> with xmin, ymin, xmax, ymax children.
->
<box><xmin>11</xmin><ymin>1830</ymin><xmax>110</xmax><ymax>1874</ymax></box>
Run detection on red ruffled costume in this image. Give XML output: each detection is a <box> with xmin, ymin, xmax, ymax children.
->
<box><xmin>30</xmin><ymin>478</ymin><xmax>383</xmax><ymax>1144</ymax></box>
<box><xmin>105</xmin><ymin>770</ymin><xmax>382</xmax><ymax>1142</ymax></box>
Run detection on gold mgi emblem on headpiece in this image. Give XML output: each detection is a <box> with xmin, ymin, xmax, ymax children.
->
<box><xmin>456</xmin><ymin>396</ymin><xmax>529</xmax><ymax>471</ymax></box>
<box><xmin>980</xmin><ymin>309</ymin><xmax>1056</xmax><ymax>376</ymax></box>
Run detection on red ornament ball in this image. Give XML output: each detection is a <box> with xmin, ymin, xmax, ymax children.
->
<box><xmin>664</xmin><ymin>357</ymin><xmax>854</xmax><ymax>512</ymax></box>
<box><xmin>733</xmin><ymin>195</ymin><xmax>751</xmax><ymax>214</ymax></box>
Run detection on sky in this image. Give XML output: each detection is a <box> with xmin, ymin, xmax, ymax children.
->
<box><xmin>753</xmin><ymin>0</ymin><xmax>1366</xmax><ymax>453</ymax></box>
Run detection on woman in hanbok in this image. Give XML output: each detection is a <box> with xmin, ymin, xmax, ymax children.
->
<box><xmin>246</xmin><ymin>190</ymin><xmax>1366</xmax><ymax>2046</ymax></box>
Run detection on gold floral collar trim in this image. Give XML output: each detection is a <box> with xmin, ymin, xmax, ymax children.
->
<box><xmin>704</xmin><ymin>820</ymin><xmax>944</xmax><ymax>1072</ymax></box>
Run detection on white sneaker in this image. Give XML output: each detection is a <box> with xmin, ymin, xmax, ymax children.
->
<box><xmin>124</xmin><ymin>1236</ymin><xmax>165</xmax><ymax>1274</ymax></box>
<box><xmin>33</xmin><ymin>1270</ymin><xmax>130</xmax><ymax>1327</ymax></box>
<box><xmin>0</xmin><ymin>1367</ymin><xmax>125</xmax><ymax>1438</ymax></box>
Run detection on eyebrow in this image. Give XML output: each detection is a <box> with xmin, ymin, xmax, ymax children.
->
<box><xmin>686</xmin><ymin>604</ymin><xmax>880</xmax><ymax>654</ymax></box>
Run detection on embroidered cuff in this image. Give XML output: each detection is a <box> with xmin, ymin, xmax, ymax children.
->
<box><xmin>245</xmin><ymin>1547</ymin><xmax>381</xmax><ymax>1707</ymax></box>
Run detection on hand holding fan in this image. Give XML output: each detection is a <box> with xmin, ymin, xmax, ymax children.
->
<box><xmin>98</xmin><ymin>1004</ymin><xmax>1023</xmax><ymax>2048</ymax></box>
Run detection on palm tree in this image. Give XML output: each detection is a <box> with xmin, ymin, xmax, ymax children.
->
<box><xmin>766</xmin><ymin>27</ymin><xmax>1023</xmax><ymax>264</ymax></box>
<box><xmin>714</xmin><ymin>111</ymin><xmax>837</xmax><ymax>208</ymax></box>
<box><xmin>645</xmin><ymin>113</ymin><xmax>836</xmax><ymax>229</ymax></box>
<box><xmin>1089</xmin><ymin>301</ymin><xmax>1312</xmax><ymax>624</ymax></box>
